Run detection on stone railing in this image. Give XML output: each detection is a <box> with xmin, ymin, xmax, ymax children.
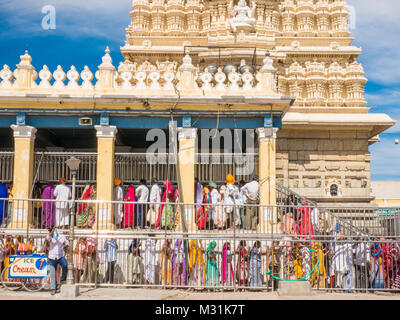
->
<box><xmin>0</xmin><ymin>48</ymin><xmax>279</xmax><ymax>98</ymax></box>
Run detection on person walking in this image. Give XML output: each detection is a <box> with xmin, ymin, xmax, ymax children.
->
<box><xmin>47</xmin><ymin>227</ymin><xmax>69</xmax><ymax>295</ymax></box>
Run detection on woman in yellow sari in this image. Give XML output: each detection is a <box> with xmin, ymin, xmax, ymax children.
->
<box><xmin>161</xmin><ymin>239</ymin><xmax>173</xmax><ymax>286</ymax></box>
<box><xmin>311</xmin><ymin>242</ymin><xmax>326</xmax><ymax>288</ymax></box>
<box><xmin>188</xmin><ymin>240</ymin><xmax>205</xmax><ymax>290</ymax></box>
<box><xmin>292</xmin><ymin>243</ymin><xmax>304</xmax><ymax>280</ymax></box>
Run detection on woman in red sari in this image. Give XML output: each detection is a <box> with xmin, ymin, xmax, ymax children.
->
<box><xmin>196</xmin><ymin>187</ymin><xmax>211</xmax><ymax>230</ymax></box>
<box><xmin>156</xmin><ymin>180</ymin><xmax>174</xmax><ymax>228</ymax></box>
<box><xmin>298</xmin><ymin>200</ymin><xmax>314</xmax><ymax>241</ymax></box>
<box><xmin>122</xmin><ymin>186</ymin><xmax>136</xmax><ymax>228</ymax></box>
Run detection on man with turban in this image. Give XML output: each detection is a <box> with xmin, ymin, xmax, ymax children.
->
<box><xmin>53</xmin><ymin>177</ymin><xmax>71</xmax><ymax>228</ymax></box>
<box><xmin>113</xmin><ymin>178</ymin><xmax>124</xmax><ymax>227</ymax></box>
<box><xmin>224</xmin><ymin>174</ymin><xmax>236</xmax><ymax>230</ymax></box>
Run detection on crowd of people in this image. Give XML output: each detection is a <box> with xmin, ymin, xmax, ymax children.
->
<box><xmin>2</xmin><ymin>231</ymin><xmax>400</xmax><ymax>293</ymax></box>
<box><xmin>0</xmin><ymin>173</ymin><xmax>263</xmax><ymax>231</ymax></box>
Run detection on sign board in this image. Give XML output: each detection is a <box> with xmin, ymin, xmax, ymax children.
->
<box><xmin>375</xmin><ymin>208</ymin><xmax>400</xmax><ymax>216</ymax></box>
<box><xmin>7</xmin><ymin>254</ymin><xmax>48</xmax><ymax>279</ymax></box>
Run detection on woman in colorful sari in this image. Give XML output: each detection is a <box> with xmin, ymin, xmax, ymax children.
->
<box><xmin>73</xmin><ymin>237</ymin><xmax>87</xmax><ymax>283</ymax></box>
<box><xmin>41</xmin><ymin>182</ymin><xmax>55</xmax><ymax>228</ymax></box>
<box><xmin>389</xmin><ymin>241</ymin><xmax>400</xmax><ymax>289</ymax></box>
<box><xmin>172</xmin><ymin>239</ymin><xmax>187</xmax><ymax>287</ymax></box>
<box><xmin>369</xmin><ymin>241</ymin><xmax>385</xmax><ymax>289</ymax></box>
<box><xmin>292</xmin><ymin>244</ymin><xmax>304</xmax><ymax>280</ymax></box>
<box><xmin>311</xmin><ymin>242</ymin><xmax>326</xmax><ymax>288</ymax></box>
<box><xmin>122</xmin><ymin>185</ymin><xmax>136</xmax><ymax>229</ymax></box>
<box><xmin>3</xmin><ymin>235</ymin><xmax>15</xmax><ymax>280</ymax></box>
<box><xmin>76</xmin><ymin>185</ymin><xmax>96</xmax><ymax>228</ymax></box>
<box><xmin>220</xmin><ymin>242</ymin><xmax>234</xmax><ymax>289</ymax></box>
<box><xmin>249</xmin><ymin>241</ymin><xmax>263</xmax><ymax>288</ymax></box>
<box><xmin>159</xmin><ymin>181</ymin><xmax>175</xmax><ymax>230</ymax></box>
<box><xmin>205</xmin><ymin>241</ymin><xmax>219</xmax><ymax>290</ymax></box>
<box><xmin>127</xmin><ymin>239</ymin><xmax>141</xmax><ymax>284</ymax></box>
<box><xmin>0</xmin><ymin>184</ymin><xmax>8</xmax><ymax>226</ymax></box>
<box><xmin>173</xmin><ymin>189</ymin><xmax>181</xmax><ymax>229</ymax></box>
<box><xmin>188</xmin><ymin>240</ymin><xmax>205</xmax><ymax>290</ymax></box>
<box><xmin>235</xmin><ymin>240</ymin><xmax>249</xmax><ymax>289</ymax></box>
<box><xmin>197</xmin><ymin>187</ymin><xmax>211</xmax><ymax>230</ymax></box>
<box><xmin>161</xmin><ymin>239</ymin><xmax>173</xmax><ymax>286</ymax></box>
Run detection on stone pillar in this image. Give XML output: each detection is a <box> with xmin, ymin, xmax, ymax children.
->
<box><xmin>10</xmin><ymin>125</ymin><xmax>37</xmax><ymax>229</ymax></box>
<box><xmin>177</xmin><ymin>127</ymin><xmax>197</xmax><ymax>232</ymax></box>
<box><xmin>94</xmin><ymin>125</ymin><xmax>117</xmax><ymax>230</ymax></box>
<box><xmin>257</xmin><ymin>127</ymin><xmax>279</xmax><ymax>232</ymax></box>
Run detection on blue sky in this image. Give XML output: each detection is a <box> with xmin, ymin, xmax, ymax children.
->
<box><xmin>0</xmin><ymin>0</ymin><xmax>399</xmax><ymax>181</ymax></box>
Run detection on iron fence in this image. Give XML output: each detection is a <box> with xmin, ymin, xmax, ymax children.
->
<box><xmin>1</xmin><ymin>230</ymin><xmax>399</xmax><ymax>293</ymax></box>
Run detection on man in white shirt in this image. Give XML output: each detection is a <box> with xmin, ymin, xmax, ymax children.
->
<box><xmin>53</xmin><ymin>177</ymin><xmax>71</xmax><ymax>229</ymax></box>
<box><xmin>241</xmin><ymin>176</ymin><xmax>259</xmax><ymax>230</ymax></box>
<box><xmin>135</xmin><ymin>179</ymin><xmax>149</xmax><ymax>229</ymax></box>
<box><xmin>46</xmin><ymin>227</ymin><xmax>69</xmax><ymax>295</ymax></box>
<box><xmin>113</xmin><ymin>178</ymin><xmax>124</xmax><ymax>227</ymax></box>
<box><xmin>149</xmin><ymin>179</ymin><xmax>162</xmax><ymax>228</ymax></box>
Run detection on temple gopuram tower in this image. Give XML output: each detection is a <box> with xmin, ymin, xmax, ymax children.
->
<box><xmin>119</xmin><ymin>0</ymin><xmax>395</xmax><ymax>205</ymax></box>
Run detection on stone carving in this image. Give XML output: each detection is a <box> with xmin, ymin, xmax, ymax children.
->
<box><xmin>228</xmin><ymin>0</ymin><xmax>256</xmax><ymax>33</ymax></box>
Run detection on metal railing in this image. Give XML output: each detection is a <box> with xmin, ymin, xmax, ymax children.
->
<box><xmin>1</xmin><ymin>198</ymin><xmax>400</xmax><ymax>239</ymax></box>
<box><xmin>0</xmin><ymin>152</ymin><xmax>13</xmax><ymax>183</ymax></box>
<box><xmin>2</xmin><ymin>231</ymin><xmax>400</xmax><ymax>293</ymax></box>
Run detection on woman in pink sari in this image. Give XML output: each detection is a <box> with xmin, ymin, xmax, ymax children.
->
<box><xmin>122</xmin><ymin>186</ymin><xmax>136</xmax><ymax>228</ymax></box>
<box><xmin>221</xmin><ymin>242</ymin><xmax>234</xmax><ymax>288</ymax></box>
<box><xmin>156</xmin><ymin>180</ymin><xmax>174</xmax><ymax>228</ymax></box>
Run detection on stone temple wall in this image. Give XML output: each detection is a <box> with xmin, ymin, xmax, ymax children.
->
<box><xmin>276</xmin><ymin>129</ymin><xmax>371</xmax><ymax>204</ymax></box>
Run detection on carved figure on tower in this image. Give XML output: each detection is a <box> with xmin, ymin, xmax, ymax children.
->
<box><xmin>228</xmin><ymin>0</ymin><xmax>256</xmax><ymax>33</ymax></box>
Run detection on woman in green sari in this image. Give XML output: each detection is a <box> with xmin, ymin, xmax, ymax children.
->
<box><xmin>206</xmin><ymin>241</ymin><xmax>219</xmax><ymax>290</ymax></box>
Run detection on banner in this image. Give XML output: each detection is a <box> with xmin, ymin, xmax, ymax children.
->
<box><xmin>7</xmin><ymin>254</ymin><xmax>48</xmax><ymax>279</ymax></box>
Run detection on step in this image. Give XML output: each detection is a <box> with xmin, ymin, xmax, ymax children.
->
<box><xmin>277</xmin><ymin>280</ymin><xmax>312</xmax><ymax>296</ymax></box>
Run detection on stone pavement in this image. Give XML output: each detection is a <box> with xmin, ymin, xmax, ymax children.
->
<box><xmin>0</xmin><ymin>287</ymin><xmax>399</xmax><ymax>300</ymax></box>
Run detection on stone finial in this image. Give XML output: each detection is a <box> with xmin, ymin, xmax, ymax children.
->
<box><xmin>19</xmin><ymin>50</ymin><xmax>32</xmax><ymax>66</ymax></box>
<box><xmin>179</xmin><ymin>53</ymin><xmax>195</xmax><ymax>71</ymax></box>
<box><xmin>260</xmin><ymin>52</ymin><xmax>275</xmax><ymax>73</ymax></box>
<box><xmin>100</xmin><ymin>46</ymin><xmax>113</xmax><ymax>67</ymax></box>
<box><xmin>0</xmin><ymin>65</ymin><xmax>14</xmax><ymax>89</ymax></box>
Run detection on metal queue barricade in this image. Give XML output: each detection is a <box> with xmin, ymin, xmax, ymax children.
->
<box><xmin>1</xmin><ymin>199</ymin><xmax>400</xmax><ymax>293</ymax></box>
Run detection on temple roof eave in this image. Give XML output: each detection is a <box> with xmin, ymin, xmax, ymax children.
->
<box><xmin>282</xmin><ymin>112</ymin><xmax>396</xmax><ymax>138</ymax></box>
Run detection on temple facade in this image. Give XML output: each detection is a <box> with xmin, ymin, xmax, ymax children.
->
<box><xmin>0</xmin><ymin>0</ymin><xmax>396</xmax><ymax>229</ymax></box>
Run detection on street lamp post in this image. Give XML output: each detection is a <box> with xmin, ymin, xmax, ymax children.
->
<box><xmin>61</xmin><ymin>156</ymin><xmax>81</xmax><ymax>297</ymax></box>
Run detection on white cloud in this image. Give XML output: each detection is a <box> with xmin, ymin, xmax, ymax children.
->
<box><xmin>348</xmin><ymin>0</ymin><xmax>400</xmax><ymax>85</ymax></box>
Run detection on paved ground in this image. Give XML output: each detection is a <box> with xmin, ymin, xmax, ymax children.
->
<box><xmin>0</xmin><ymin>287</ymin><xmax>399</xmax><ymax>300</ymax></box>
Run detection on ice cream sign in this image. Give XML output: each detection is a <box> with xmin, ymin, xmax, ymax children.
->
<box><xmin>7</xmin><ymin>255</ymin><xmax>48</xmax><ymax>279</ymax></box>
